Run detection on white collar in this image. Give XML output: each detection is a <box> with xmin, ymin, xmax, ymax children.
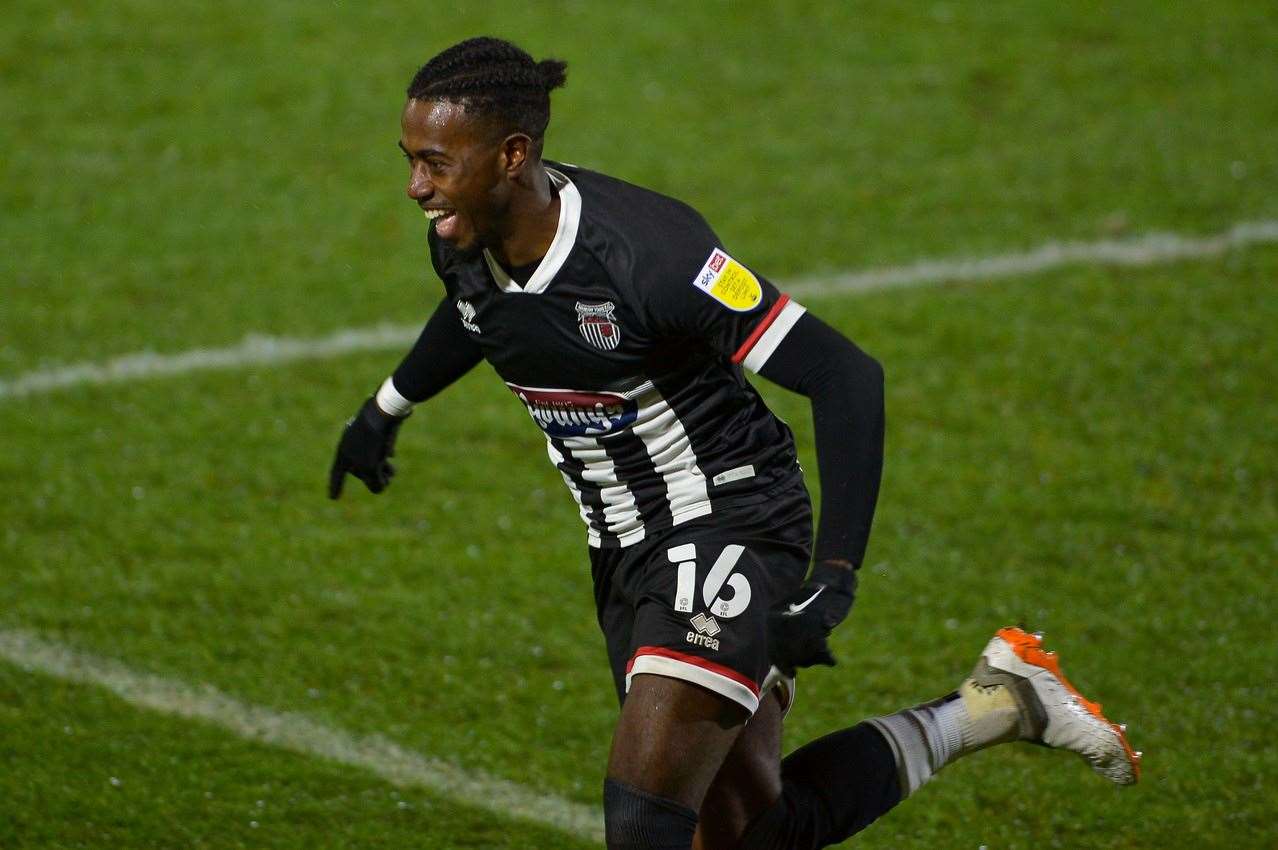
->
<box><xmin>482</xmin><ymin>167</ymin><xmax>580</xmax><ymax>294</ymax></box>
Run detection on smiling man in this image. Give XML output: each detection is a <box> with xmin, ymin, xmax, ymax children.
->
<box><xmin>328</xmin><ymin>37</ymin><xmax>1140</xmax><ymax>850</ymax></box>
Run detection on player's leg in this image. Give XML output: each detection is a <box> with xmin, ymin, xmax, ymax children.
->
<box><xmin>603</xmin><ymin>672</ymin><xmax>749</xmax><ymax>850</ymax></box>
<box><xmin>597</xmin><ymin>513</ymin><xmax>809</xmax><ymax>848</ymax></box>
<box><xmin>594</xmin><ymin>543</ymin><xmax>764</xmax><ymax>850</ymax></box>
<box><xmin>684</xmin><ymin>662</ymin><xmax>907</xmax><ymax>850</ymax></box>
<box><xmin>866</xmin><ymin>627</ymin><xmax>1141</xmax><ymax>796</ymax></box>
<box><xmin>692</xmin><ymin>687</ymin><xmax>784</xmax><ymax>850</ymax></box>
<box><xmin>717</xmin><ymin>697</ymin><xmax>906</xmax><ymax>849</ymax></box>
<box><xmin>729</xmin><ymin>626</ymin><xmax>1141</xmax><ymax>849</ymax></box>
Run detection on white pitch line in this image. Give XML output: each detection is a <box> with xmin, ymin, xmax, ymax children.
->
<box><xmin>2</xmin><ymin>219</ymin><xmax>1276</xmax><ymax>401</ymax></box>
<box><xmin>0</xmin><ymin>628</ymin><xmax>605</xmax><ymax>843</ymax></box>
<box><xmin>0</xmin><ymin>323</ymin><xmax>422</xmax><ymax>400</ymax></box>
<box><xmin>786</xmin><ymin>219</ymin><xmax>1278</xmax><ymax>296</ymax></box>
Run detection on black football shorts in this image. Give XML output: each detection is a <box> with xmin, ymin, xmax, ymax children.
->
<box><xmin>590</xmin><ymin>484</ymin><xmax>812</xmax><ymax>715</ymax></box>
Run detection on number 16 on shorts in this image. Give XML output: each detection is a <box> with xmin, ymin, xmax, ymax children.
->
<box><xmin>667</xmin><ymin>543</ymin><xmax>753</xmax><ymax>619</ymax></box>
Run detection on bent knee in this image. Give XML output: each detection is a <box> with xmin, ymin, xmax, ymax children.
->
<box><xmin>696</xmin><ymin>696</ymin><xmax>785</xmax><ymax>848</ymax></box>
<box><xmin>697</xmin><ymin>781</ymin><xmax>772</xmax><ymax>850</ymax></box>
<box><xmin>697</xmin><ymin>747</ymin><xmax>783</xmax><ymax>849</ymax></box>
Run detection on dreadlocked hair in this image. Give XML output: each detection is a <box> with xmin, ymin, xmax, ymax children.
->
<box><xmin>407</xmin><ymin>37</ymin><xmax>567</xmax><ymax>145</ymax></box>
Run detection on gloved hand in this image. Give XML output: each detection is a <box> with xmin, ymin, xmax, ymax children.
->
<box><xmin>768</xmin><ymin>561</ymin><xmax>858</xmax><ymax>675</ymax></box>
<box><xmin>328</xmin><ymin>396</ymin><xmax>408</xmax><ymax>499</ymax></box>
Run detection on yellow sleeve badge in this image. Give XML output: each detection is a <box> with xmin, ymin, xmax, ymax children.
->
<box><xmin>692</xmin><ymin>249</ymin><xmax>763</xmax><ymax>312</ymax></box>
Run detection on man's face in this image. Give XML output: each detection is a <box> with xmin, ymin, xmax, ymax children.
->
<box><xmin>400</xmin><ymin>98</ymin><xmax>508</xmax><ymax>253</ymax></box>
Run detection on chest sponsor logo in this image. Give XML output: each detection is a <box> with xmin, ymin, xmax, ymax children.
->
<box><xmin>575</xmin><ymin>301</ymin><xmax>621</xmax><ymax>350</ymax></box>
<box><xmin>693</xmin><ymin>248</ymin><xmax>763</xmax><ymax>312</ymax></box>
<box><xmin>456</xmin><ymin>299</ymin><xmax>481</xmax><ymax>334</ymax></box>
<box><xmin>508</xmin><ymin>384</ymin><xmax>638</xmax><ymax>437</ymax></box>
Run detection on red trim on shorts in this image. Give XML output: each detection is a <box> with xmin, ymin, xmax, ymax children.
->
<box><xmin>730</xmin><ymin>294</ymin><xmax>791</xmax><ymax>365</ymax></box>
<box><xmin>627</xmin><ymin>646</ymin><xmax>760</xmax><ymax>696</ymax></box>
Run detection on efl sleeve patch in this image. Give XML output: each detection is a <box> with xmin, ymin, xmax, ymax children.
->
<box><xmin>692</xmin><ymin>249</ymin><xmax>764</xmax><ymax>312</ymax></box>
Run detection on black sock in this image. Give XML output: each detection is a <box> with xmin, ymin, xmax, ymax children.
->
<box><xmin>604</xmin><ymin>778</ymin><xmax>698</xmax><ymax>850</ymax></box>
<box><xmin>735</xmin><ymin>722</ymin><xmax>903</xmax><ymax>849</ymax></box>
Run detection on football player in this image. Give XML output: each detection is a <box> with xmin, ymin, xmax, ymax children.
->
<box><xmin>329</xmin><ymin>37</ymin><xmax>1140</xmax><ymax>850</ymax></box>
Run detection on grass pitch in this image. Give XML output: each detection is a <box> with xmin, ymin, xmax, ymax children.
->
<box><xmin>3</xmin><ymin>1</ymin><xmax>1276</xmax><ymax>847</ymax></box>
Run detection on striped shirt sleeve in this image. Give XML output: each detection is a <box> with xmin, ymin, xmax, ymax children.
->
<box><xmin>730</xmin><ymin>295</ymin><xmax>808</xmax><ymax>373</ymax></box>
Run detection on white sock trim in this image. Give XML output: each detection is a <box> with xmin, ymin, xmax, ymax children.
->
<box><xmin>375</xmin><ymin>376</ymin><xmax>414</xmax><ymax>417</ymax></box>
<box><xmin>866</xmin><ymin>715</ymin><xmax>933</xmax><ymax>798</ymax></box>
<box><xmin>921</xmin><ymin>696</ymin><xmax>967</xmax><ymax>769</ymax></box>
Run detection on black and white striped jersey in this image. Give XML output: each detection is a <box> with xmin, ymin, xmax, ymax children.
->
<box><xmin>428</xmin><ymin>162</ymin><xmax>809</xmax><ymax>548</ymax></box>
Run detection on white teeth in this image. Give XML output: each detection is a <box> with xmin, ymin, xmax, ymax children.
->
<box><xmin>422</xmin><ymin>208</ymin><xmax>453</xmax><ymax>221</ymax></box>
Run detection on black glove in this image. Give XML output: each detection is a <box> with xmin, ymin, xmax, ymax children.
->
<box><xmin>768</xmin><ymin>561</ymin><xmax>858</xmax><ymax>676</ymax></box>
<box><xmin>328</xmin><ymin>396</ymin><xmax>408</xmax><ymax>499</ymax></box>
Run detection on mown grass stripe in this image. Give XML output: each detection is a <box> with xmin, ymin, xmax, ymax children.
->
<box><xmin>0</xmin><ymin>628</ymin><xmax>606</xmax><ymax>843</ymax></box>
<box><xmin>3</xmin><ymin>220</ymin><xmax>1275</xmax><ymax>401</ymax></box>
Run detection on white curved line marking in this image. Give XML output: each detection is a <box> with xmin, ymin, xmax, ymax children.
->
<box><xmin>3</xmin><ymin>220</ymin><xmax>1275</xmax><ymax>400</ymax></box>
<box><xmin>0</xmin><ymin>628</ymin><xmax>605</xmax><ymax>842</ymax></box>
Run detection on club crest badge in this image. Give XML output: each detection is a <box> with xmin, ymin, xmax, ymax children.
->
<box><xmin>575</xmin><ymin>301</ymin><xmax>621</xmax><ymax>350</ymax></box>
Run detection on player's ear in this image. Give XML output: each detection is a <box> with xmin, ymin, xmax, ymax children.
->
<box><xmin>500</xmin><ymin>133</ymin><xmax>532</xmax><ymax>177</ymax></box>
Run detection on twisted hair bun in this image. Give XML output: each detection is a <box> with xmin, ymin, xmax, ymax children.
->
<box><xmin>536</xmin><ymin>59</ymin><xmax>568</xmax><ymax>92</ymax></box>
<box><xmin>407</xmin><ymin>37</ymin><xmax>568</xmax><ymax>142</ymax></box>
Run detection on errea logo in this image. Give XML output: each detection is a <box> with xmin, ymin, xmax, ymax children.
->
<box><xmin>687</xmin><ymin>612</ymin><xmax>721</xmax><ymax>651</ymax></box>
<box><xmin>691</xmin><ymin>612</ymin><xmax>720</xmax><ymax>636</ymax></box>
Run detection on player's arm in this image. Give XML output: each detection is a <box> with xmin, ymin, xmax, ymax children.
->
<box><xmin>631</xmin><ymin>210</ymin><xmax>885</xmax><ymax>577</ymax></box>
<box><xmin>750</xmin><ymin>308</ymin><xmax>885</xmax><ymax>571</ymax></box>
<box><xmin>628</xmin><ymin>202</ymin><xmax>882</xmax><ymax>668</ymax></box>
<box><xmin>328</xmin><ymin>297</ymin><xmax>482</xmax><ymax>499</ymax></box>
<box><xmin>744</xmin><ymin>306</ymin><xmax>885</xmax><ymax>673</ymax></box>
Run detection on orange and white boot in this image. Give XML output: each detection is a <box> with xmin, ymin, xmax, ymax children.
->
<box><xmin>963</xmin><ymin>626</ymin><xmax>1142</xmax><ymax>785</ymax></box>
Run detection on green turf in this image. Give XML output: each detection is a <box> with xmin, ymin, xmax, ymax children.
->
<box><xmin>0</xmin><ymin>664</ymin><xmax>597</xmax><ymax>849</ymax></box>
<box><xmin>3</xmin><ymin>0</ymin><xmax>1277</xmax><ymax>847</ymax></box>
<box><xmin>4</xmin><ymin>252</ymin><xmax>1275</xmax><ymax>847</ymax></box>
<box><xmin>3</xmin><ymin>0</ymin><xmax>1277</xmax><ymax>374</ymax></box>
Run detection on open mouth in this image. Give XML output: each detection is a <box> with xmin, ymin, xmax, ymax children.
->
<box><xmin>423</xmin><ymin>207</ymin><xmax>459</xmax><ymax>239</ymax></box>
